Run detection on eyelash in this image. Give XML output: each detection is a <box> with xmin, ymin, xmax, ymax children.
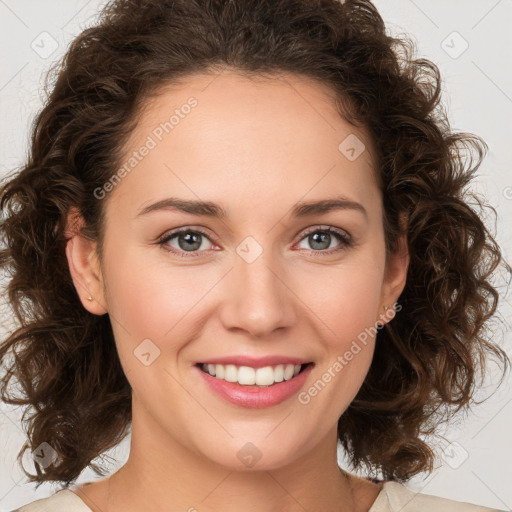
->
<box><xmin>156</xmin><ymin>225</ymin><xmax>352</xmax><ymax>258</ymax></box>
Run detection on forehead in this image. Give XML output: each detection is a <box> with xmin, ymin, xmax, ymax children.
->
<box><xmin>107</xmin><ymin>70</ymin><xmax>380</xmax><ymax>220</ymax></box>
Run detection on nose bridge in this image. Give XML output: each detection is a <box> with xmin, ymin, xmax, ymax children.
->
<box><xmin>219</xmin><ymin>233</ymin><xmax>295</xmax><ymax>336</ymax></box>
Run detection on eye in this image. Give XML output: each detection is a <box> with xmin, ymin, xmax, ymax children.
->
<box><xmin>157</xmin><ymin>225</ymin><xmax>352</xmax><ymax>258</ymax></box>
<box><xmin>157</xmin><ymin>227</ymin><xmax>215</xmax><ymax>257</ymax></box>
<box><xmin>295</xmin><ymin>225</ymin><xmax>352</xmax><ymax>255</ymax></box>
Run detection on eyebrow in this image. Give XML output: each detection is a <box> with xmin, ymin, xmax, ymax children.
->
<box><xmin>135</xmin><ymin>195</ymin><xmax>367</xmax><ymax>220</ymax></box>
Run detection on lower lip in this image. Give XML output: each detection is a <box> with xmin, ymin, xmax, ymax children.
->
<box><xmin>195</xmin><ymin>364</ymin><xmax>314</xmax><ymax>409</ymax></box>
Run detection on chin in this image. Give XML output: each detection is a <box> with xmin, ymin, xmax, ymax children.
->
<box><xmin>195</xmin><ymin>434</ymin><xmax>309</xmax><ymax>473</ymax></box>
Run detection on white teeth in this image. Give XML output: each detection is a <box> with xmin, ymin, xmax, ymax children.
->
<box><xmin>274</xmin><ymin>364</ymin><xmax>284</xmax><ymax>383</ymax></box>
<box><xmin>283</xmin><ymin>364</ymin><xmax>294</xmax><ymax>380</ymax></box>
<box><xmin>224</xmin><ymin>364</ymin><xmax>237</xmax><ymax>382</ymax></box>
<box><xmin>238</xmin><ymin>366</ymin><xmax>256</xmax><ymax>385</ymax></box>
<box><xmin>200</xmin><ymin>362</ymin><xmax>304</xmax><ymax>386</ymax></box>
<box><xmin>255</xmin><ymin>366</ymin><xmax>274</xmax><ymax>385</ymax></box>
<box><xmin>215</xmin><ymin>364</ymin><xmax>224</xmax><ymax>379</ymax></box>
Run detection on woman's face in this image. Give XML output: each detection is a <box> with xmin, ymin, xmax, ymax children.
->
<box><xmin>69</xmin><ymin>70</ymin><xmax>408</xmax><ymax>472</ymax></box>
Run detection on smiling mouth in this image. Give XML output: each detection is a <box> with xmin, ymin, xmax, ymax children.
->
<box><xmin>197</xmin><ymin>362</ymin><xmax>313</xmax><ymax>387</ymax></box>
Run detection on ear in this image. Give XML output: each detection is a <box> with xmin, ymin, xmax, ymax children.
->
<box><xmin>64</xmin><ymin>207</ymin><xmax>107</xmax><ymax>315</ymax></box>
<box><xmin>377</xmin><ymin>230</ymin><xmax>409</xmax><ymax>326</ymax></box>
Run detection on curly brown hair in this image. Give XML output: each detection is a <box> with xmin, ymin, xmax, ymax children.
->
<box><xmin>0</xmin><ymin>0</ymin><xmax>510</xmax><ymax>489</ymax></box>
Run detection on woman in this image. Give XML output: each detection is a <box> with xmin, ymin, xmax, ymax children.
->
<box><xmin>0</xmin><ymin>0</ymin><xmax>509</xmax><ymax>511</ymax></box>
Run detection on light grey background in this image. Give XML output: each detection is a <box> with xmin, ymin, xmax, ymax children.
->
<box><xmin>1</xmin><ymin>1</ymin><xmax>511</xmax><ymax>510</ymax></box>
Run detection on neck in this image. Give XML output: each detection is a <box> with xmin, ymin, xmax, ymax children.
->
<box><xmin>83</xmin><ymin>396</ymin><xmax>381</xmax><ymax>512</ymax></box>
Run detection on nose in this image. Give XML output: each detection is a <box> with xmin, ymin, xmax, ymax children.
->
<box><xmin>218</xmin><ymin>247</ymin><xmax>297</xmax><ymax>339</ymax></box>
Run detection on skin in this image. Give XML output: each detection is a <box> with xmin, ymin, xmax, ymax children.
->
<box><xmin>65</xmin><ymin>70</ymin><xmax>409</xmax><ymax>512</ymax></box>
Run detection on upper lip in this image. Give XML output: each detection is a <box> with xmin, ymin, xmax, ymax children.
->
<box><xmin>197</xmin><ymin>355</ymin><xmax>312</xmax><ymax>368</ymax></box>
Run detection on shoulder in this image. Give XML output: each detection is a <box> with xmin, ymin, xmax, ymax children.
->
<box><xmin>10</xmin><ymin>488</ymin><xmax>92</xmax><ymax>512</ymax></box>
<box><xmin>370</xmin><ymin>481</ymin><xmax>506</xmax><ymax>512</ymax></box>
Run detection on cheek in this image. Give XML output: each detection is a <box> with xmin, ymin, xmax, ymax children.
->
<box><xmin>104</xmin><ymin>251</ymin><xmax>214</xmax><ymax>337</ymax></box>
<box><xmin>101</xmin><ymin>247</ymin><xmax>219</xmax><ymax>383</ymax></box>
<box><xmin>302</xmin><ymin>258</ymin><xmax>384</xmax><ymax>342</ymax></box>
<box><xmin>102</xmin><ymin>258</ymin><xmax>212</xmax><ymax>408</ymax></box>
<box><xmin>296</xmin><ymin>260</ymin><xmax>383</xmax><ymax>404</ymax></box>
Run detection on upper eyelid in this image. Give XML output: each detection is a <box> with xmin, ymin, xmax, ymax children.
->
<box><xmin>299</xmin><ymin>225</ymin><xmax>351</xmax><ymax>239</ymax></box>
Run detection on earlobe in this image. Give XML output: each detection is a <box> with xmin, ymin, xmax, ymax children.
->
<box><xmin>64</xmin><ymin>208</ymin><xmax>107</xmax><ymax>315</ymax></box>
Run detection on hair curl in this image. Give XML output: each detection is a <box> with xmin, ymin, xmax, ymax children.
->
<box><xmin>1</xmin><ymin>0</ymin><xmax>510</xmax><ymax>488</ymax></box>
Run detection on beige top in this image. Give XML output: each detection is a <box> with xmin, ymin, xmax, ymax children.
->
<box><xmin>12</xmin><ymin>481</ymin><xmax>506</xmax><ymax>512</ymax></box>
